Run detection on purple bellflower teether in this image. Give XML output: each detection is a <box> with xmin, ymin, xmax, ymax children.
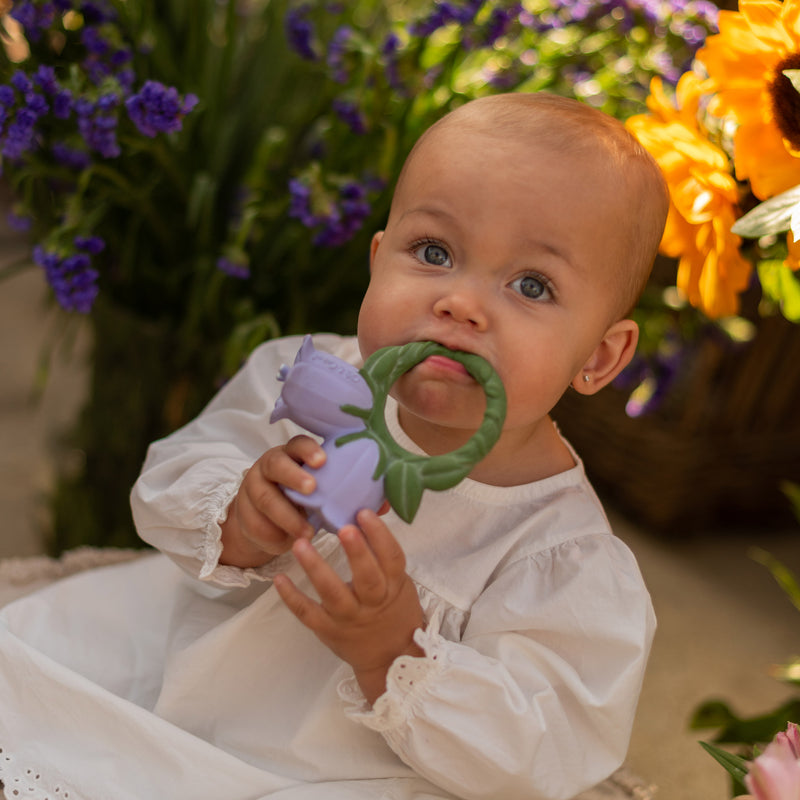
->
<box><xmin>270</xmin><ymin>335</ymin><xmax>506</xmax><ymax>533</ymax></box>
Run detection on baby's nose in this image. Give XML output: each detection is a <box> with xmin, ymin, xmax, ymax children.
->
<box><xmin>432</xmin><ymin>289</ymin><xmax>488</xmax><ymax>330</ymax></box>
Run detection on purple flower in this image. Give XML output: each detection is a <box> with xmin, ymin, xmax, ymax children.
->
<box><xmin>409</xmin><ymin>0</ymin><xmax>484</xmax><ymax>37</ymax></box>
<box><xmin>79</xmin><ymin>1</ymin><xmax>115</xmax><ymax>25</ymax></box>
<box><xmin>125</xmin><ymin>81</ymin><xmax>198</xmax><ymax>138</ymax></box>
<box><xmin>381</xmin><ymin>33</ymin><xmax>404</xmax><ymax>90</ymax></box>
<box><xmin>332</xmin><ymin>98</ymin><xmax>367</xmax><ymax>134</ymax></box>
<box><xmin>33</xmin><ymin>244</ymin><xmax>100</xmax><ymax>313</ymax></box>
<box><xmin>33</xmin><ymin>66</ymin><xmax>59</xmax><ymax>95</ymax></box>
<box><xmin>479</xmin><ymin>5</ymin><xmax>521</xmax><ymax>46</ymax></box>
<box><xmin>10</xmin><ymin>71</ymin><xmax>32</xmax><ymax>95</ymax></box>
<box><xmin>52</xmin><ymin>89</ymin><xmax>73</xmax><ymax>119</ymax></box>
<box><xmin>6</xmin><ymin>211</ymin><xmax>32</xmax><ymax>232</ymax></box>
<box><xmin>9</xmin><ymin>1</ymin><xmax>56</xmax><ymax>42</ymax></box>
<box><xmin>327</xmin><ymin>26</ymin><xmax>353</xmax><ymax>83</ymax></box>
<box><xmin>51</xmin><ymin>141</ymin><xmax>92</xmax><ymax>170</ymax></box>
<box><xmin>285</xmin><ymin>5</ymin><xmax>319</xmax><ymax>61</ymax></box>
<box><xmin>75</xmin><ymin>94</ymin><xmax>121</xmax><ymax>158</ymax></box>
<box><xmin>216</xmin><ymin>255</ymin><xmax>250</xmax><ymax>280</ymax></box>
<box><xmin>74</xmin><ymin>235</ymin><xmax>106</xmax><ymax>254</ymax></box>
<box><xmin>289</xmin><ymin>176</ymin><xmax>380</xmax><ymax>248</ymax></box>
<box><xmin>288</xmin><ymin>175</ymin><xmax>379</xmax><ymax>248</ymax></box>
<box><xmin>2</xmin><ymin>113</ymin><xmax>39</xmax><ymax>162</ymax></box>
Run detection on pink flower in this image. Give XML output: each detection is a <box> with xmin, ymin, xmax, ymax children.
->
<box><xmin>746</xmin><ymin>724</ymin><xmax>800</xmax><ymax>800</ymax></box>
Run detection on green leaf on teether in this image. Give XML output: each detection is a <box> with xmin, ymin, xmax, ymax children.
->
<box><xmin>384</xmin><ymin>460</ymin><xmax>426</xmax><ymax>523</ymax></box>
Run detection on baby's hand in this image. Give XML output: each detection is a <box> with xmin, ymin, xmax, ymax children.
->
<box><xmin>219</xmin><ymin>435</ymin><xmax>324</xmax><ymax>568</ymax></box>
<box><xmin>274</xmin><ymin>509</ymin><xmax>425</xmax><ymax>705</ymax></box>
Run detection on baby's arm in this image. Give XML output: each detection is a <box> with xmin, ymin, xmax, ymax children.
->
<box><xmin>274</xmin><ymin>509</ymin><xmax>425</xmax><ymax>703</ymax></box>
<box><xmin>339</xmin><ymin>535</ymin><xmax>655</xmax><ymax>800</ymax></box>
<box><xmin>131</xmin><ymin>335</ymin><xmax>339</xmax><ymax>586</ymax></box>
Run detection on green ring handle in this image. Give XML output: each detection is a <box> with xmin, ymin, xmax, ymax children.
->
<box><xmin>338</xmin><ymin>342</ymin><xmax>507</xmax><ymax>523</ymax></box>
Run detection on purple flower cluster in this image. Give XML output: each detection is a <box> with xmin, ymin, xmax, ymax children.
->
<box><xmin>1</xmin><ymin>2</ymin><xmax>201</xmax><ymax>313</ymax></box>
<box><xmin>522</xmin><ymin>0</ymin><xmax>718</xmax><ymax>79</ymax></box>
<box><xmin>288</xmin><ymin>176</ymin><xmax>381</xmax><ymax>248</ymax></box>
<box><xmin>331</xmin><ymin>98</ymin><xmax>367</xmax><ymax>135</ymax></box>
<box><xmin>8</xmin><ymin>1</ymin><xmax>69</xmax><ymax>43</ymax></box>
<box><xmin>125</xmin><ymin>81</ymin><xmax>199</xmax><ymax>138</ymax></box>
<box><xmin>32</xmin><ymin>235</ymin><xmax>105</xmax><ymax>313</ymax></box>
<box><xmin>327</xmin><ymin>26</ymin><xmax>354</xmax><ymax>84</ymax></box>
<box><xmin>1</xmin><ymin>2</ymin><xmax>198</xmax><ymax>170</ymax></box>
<box><xmin>285</xmin><ymin>5</ymin><xmax>319</xmax><ymax>61</ymax></box>
<box><xmin>74</xmin><ymin>92</ymin><xmax>122</xmax><ymax>158</ymax></box>
<box><xmin>408</xmin><ymin>0</ymin><xmax>485</xmax><ymax>37</ymax></box>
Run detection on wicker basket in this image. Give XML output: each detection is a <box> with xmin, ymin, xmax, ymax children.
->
<box><xmin>552</xmin><ymin>313</ymin><xmax>800</xmax><ymax>533</ymax></box>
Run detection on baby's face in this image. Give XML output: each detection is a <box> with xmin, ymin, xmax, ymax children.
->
<box><xmin>357</xmin><ymin>125</ymin><xmax>632</xmax><ymax>447</ymax></box>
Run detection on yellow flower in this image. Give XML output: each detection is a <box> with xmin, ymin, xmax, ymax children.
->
<box><xmin>626</xmin><ymin>74</ymin><xmax>752</xmax><ymax>318</ymax></box>
<box><xmin>698</xmin><ymin>0</ymin><xmax>800</xmax><ymax>200</ymax></box>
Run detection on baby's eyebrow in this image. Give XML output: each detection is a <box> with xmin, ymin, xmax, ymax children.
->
<box><xmin>399</xmin><ymin>206</ymin><xmax>459</xmax><ymax>225</ymax></box>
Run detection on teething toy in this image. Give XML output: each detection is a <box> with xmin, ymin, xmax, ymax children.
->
<box><xmin>270</xmin><ymin>335</ymin><xmax>506</xmax><ymax>531</ymax></box>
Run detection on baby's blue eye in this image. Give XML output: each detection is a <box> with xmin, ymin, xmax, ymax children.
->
<box><xmin>414</xmin><ymin>243</ymin><xmax>451</xmax><ymax>266</ymax></box>
<box><xmin>512</xmin><ymin>275</ymin><xmax>551</xmax><ymax>300</ymax></box>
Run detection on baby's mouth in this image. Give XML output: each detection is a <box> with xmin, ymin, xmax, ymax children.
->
<box><xmin>421</xmin><ymin>353</ymin><xmax>470</xmax><ymax>376</ymax></box>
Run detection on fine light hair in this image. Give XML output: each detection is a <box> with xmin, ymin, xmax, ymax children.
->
<box><xmin>394</xmin><ymin>93</ymin><xmax>669</xmax><ymax>321</ymax></box>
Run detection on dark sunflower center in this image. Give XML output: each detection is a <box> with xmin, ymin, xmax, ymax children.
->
<box><xmin>771</xmin><ymin>53</ymin><xmax>800</xmax><ymax>151</ymax></box>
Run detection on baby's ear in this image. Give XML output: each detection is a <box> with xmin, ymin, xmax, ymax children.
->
<box><xmin>369</xmin><ymin>231</ymin><xmax>384</xmax><ymax>271</ymax></box>
<box><xmin>572</xmin><ymin>319</ymin><xmax>639</xmax><ymax>395</ymax></box>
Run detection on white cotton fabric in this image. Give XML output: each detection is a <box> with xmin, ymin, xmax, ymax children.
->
<box><xmin>0</xmin><ymin>334</ymin><xmax>655</xmax><ymax>800</ymax></box>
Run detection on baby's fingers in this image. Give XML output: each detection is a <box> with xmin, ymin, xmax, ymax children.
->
<box><xmin>257</xmin><ymin>439</ymin><xmax>320</xmax><ymax>495</ymax></box>
<box><xmin>338</xmin><ymin>526</ymin><xmax>387</xmax><ymax>606</ymax></box>
<box><xmin>291</xmin><ymin>538</ymin><xmax>359</xmax><ymax>618</ymax></box>
<box><xmin>355</xmin><ymin>510</ymin><xmax>407</xmax><ymax>580</ymax></box>
<box><xmin>273</xmin><ymin>572</ymin><xmax>328</xmax><ymax>631</ymax></box>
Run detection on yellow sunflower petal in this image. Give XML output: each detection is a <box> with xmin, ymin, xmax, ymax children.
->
<box><xmin>739</xmin><ymin>0</ymin><xmax>794</xmax><ymax>50</ymax></box>
<box><xmin>734</xmin><ymin>123</ymin><xmax>800</xmax><ymax>198</ymax></box>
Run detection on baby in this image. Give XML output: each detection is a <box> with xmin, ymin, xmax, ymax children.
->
<box><xmin>0</xmin><ymin>93</ymin><xmax>668</xmax><ymax>800</ymax></box>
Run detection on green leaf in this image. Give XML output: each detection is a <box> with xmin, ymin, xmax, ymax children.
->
<box><xmin>384</xmin><ymin>460</ymin><xmax>425</xmax><ymax>524</ymax></box>
<box><xmin>757</xmin><ymin>260</ymin><xmax>800</xmax><ymax>322</ymax></box>
<box><xmin>699</xmin><ymin>742</ymin><xmax>749</xmax><ymax>783</ymax></box>
<box><xmin>731</xmin><ymin>185</ymin><xmax>800</xmax><ymax>237</ymax></box>
<box><xmin>690</xmin><ymin>699</ymin><xmax>738</xmax><ymax>731</ymax></box>
<box><xmin>750</xmin><ymin>548</ymin><xmax>800</xmax><ymax>614</ymax></box>
<box><xmin>782</xmin><ymin>481</ymin><xmax>800</xmax><ymax>525</ymax></box>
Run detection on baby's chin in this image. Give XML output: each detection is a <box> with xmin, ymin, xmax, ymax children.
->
<box><xmin>395</xmin><ymin>375</ymin><xmax>485</xmax><ymax>432</ymax></box>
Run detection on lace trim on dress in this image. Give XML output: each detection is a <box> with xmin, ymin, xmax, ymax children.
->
<box><xmin>338</xmin><ymin>599</ymin><xmax>450</xmax><ymax>733</ymax></box>
<box><xmin>195</xmin><ymin>470</ymin><xmax>296</xmax><ymax>588</ymax></box>
<box><xmin>0</xmin><ymin>748</ymin><xmax>75</xmax><ymax>800</ymax></box>
<box><xmin>198</xmin><ymin>471</ymin><xmax>246</xmax><ymax>580</ymax></box>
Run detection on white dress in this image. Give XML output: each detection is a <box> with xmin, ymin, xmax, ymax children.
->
<box><xmin>0</xmin><ymin>334</ymin><xmax>655</xmax><ymax>800</ymax></box>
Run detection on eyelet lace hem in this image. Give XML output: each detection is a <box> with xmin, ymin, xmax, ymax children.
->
<box><xmin>0</xmin><ymin>748</ymin><xmax>75</xmax><ymax>800</ymax></box>
<box><xmin>339</xmin><ymin>607</ymin><xmax>448</xmax><ymax>733</ymax></box>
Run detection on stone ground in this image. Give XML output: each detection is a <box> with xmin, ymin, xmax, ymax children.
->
<box><xmin>2</xmin><ymin>196</ymin><xmax>800</xmax><ymax>799</ymax></box>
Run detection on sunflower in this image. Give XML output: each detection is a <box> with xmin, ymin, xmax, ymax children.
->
<box><xmin>698</xmin><ymin>0</ymin><xmax>800</xmax><ymax>200</ymax></box>
<box><xmin>626</xmin><ymin>73</ymin><xmax>752</xmax><ymax>318</ymax></box>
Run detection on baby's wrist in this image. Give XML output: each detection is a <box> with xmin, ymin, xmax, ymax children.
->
<box><xmin>354</xmin><ymin>641</ymin><xmax>425</xmax><ymax>706</ymax></box>
<box><xmin>219</xmin><ymin>499</ymin><xmax>277</xmax><ymax>568</ymax></box>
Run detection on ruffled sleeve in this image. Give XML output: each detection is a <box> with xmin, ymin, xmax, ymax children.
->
<box><xmin>129</xmin><ymin>334</ymin><xmax>360</xmax><ymax>589</ymax></box>
<box><xmin>339</xmin><ymin>533</ymin><xmax>655</xmax><ymax>800</ymax></box>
